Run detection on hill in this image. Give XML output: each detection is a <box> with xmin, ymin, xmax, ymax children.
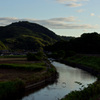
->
<box><xmin>0</xmin><ymin>21</ymin><xmax>63</xmax><ymax>51</ymax></box>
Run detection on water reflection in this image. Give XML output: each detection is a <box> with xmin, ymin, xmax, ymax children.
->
<box><xmin>21</xmin><ymin>61</ymin><xmax>97</xmax><ymax>100</ymax></box>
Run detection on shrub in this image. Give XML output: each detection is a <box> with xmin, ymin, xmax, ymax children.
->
<box><xmin>27</xmin><ymin>52</ymin><xmax>44</xmax><ymax>61</ymax></box>
<box><xmin>0</xmin><ymin>80</ymin><xmax>25</xmax><ymax>100</ymax></box>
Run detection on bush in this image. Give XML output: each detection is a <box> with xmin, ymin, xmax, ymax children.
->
<box><xmin>0</xmin><ymin>80</ymin><xmax>25</xmax><ymax>100</ymax></box>
<box><xmin>27</xmin><ymin>52</ymin><xmax>44</xmax><ymax>61</ymax></box>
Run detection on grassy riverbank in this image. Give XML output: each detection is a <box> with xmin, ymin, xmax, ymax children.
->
<box><xmin>61</xmin><ymin>54</ymin><xmax>100</xmax><ymax>100</ymax></box>
<box><xmin>0</xmin><ymin>56</ymin><xmax>57</xmax><ymax>100</ymax></box>
<box><xmin>62</xmin><ymin>80</ymin><xmax>100</xmax><ymax>100</ymax></box>
<box><xmin>66</xmin><ymin>54</ymin><xmax>100</xmax><ymax>72</ymax></box>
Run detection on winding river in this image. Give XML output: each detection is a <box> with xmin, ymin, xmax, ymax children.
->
<box><xmin>21</xmin><ymin>61</ymin><xmax>97</xmax><ymax>100</ymax></box>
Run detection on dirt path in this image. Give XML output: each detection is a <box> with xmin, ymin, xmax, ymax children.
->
<box><xmin>0</xmin><ymin>58</ymin><xmax>41</xmax><ymax>64</ymax></box>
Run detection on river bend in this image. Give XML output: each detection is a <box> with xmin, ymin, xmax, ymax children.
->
<box><xmin>21</xmin><ymin>61</ymin><xmax>97</xmax><ymax>100</ymax></box>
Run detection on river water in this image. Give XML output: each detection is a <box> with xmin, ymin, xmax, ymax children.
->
<box><xmin>21</xmin><ymin>61</ymin><xmax>97</xmax><ymax>100</ymax></box>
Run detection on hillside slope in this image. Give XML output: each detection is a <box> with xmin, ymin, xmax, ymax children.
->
<box><xmin>0</xmin><ymin>41</ymin><xmax>7</xmax><ymax>50</ymax></box>
<box><xmin>0</xmin><ymin>21</ymin><xmax>61</xmax><ymax>51</ymax></box>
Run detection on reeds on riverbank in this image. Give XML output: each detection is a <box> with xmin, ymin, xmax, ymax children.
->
<box><xmin>0</xmin><ymin>80</ymin><xmax>25</xmax><ymax>100</ymax></box>
<box><xmin>66</xmin><ymin>55</ymin><xmax>100</xmax><ymax>72</ymax></box>
<box><xmin>62</xmin><ymin>80</ymin><xmax>100</xmax><ymax>100</ymax></box>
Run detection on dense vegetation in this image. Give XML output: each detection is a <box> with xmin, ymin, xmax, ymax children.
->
<box><xmin>62</xmin><ymin>80</ymin><xmax>100</xmax><ymax>100</ymax></box>
<box><xmin>0</xmin><ymin>80</ymin><xmax>25</xmax><ymax>100</ymax></box>
<box><xmin>0</xmin><ymin>41</ymin><xmax>7</xmax><ymax>50</ymax></box>
<box><xmin>66</xmin><ymin>54</ymin><xmax>100</xmax><ymax>72</ymax></box>
<box><xmin>27</xmin><ymin>52</ymin><xmax>44</xmax><ymax>61</ymax></box>
<box><xmin>0</xmin><ymin>21</ymin><xmax>58</xmax><ymax>51</ymax></box>
<box><xmin>0</xmin><ymin>21</ymin><xmax>72</xmax><ymax>51</ymax></box>
<box><xmin>45</xmin><ymin>32</ymin><xmax>100</xmax><ymax>58</ymax></box>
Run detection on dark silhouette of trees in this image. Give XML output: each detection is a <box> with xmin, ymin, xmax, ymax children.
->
<box><xmin>45</xmin><ymin>32</ymin><xmax>100</xmax><ymax>57</ymax></box>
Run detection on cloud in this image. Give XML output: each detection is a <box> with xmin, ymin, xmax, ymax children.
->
<box><xmin>77</xmin><ymin>9</ymin><xmax>84</xmax><ymax>13</ymax></box>
<box><xmin>0</xmin><ymin>17</ymin><xmax>99</xmax><ymax>29</ymax></box>
<box><xmin>56</xmin><ymin>0</ymin><xmax>88</xmax><ymax>3</ymax></box>
<box><xmin>56</xmin><ymin>0</ymin><xmax>89</xmax><ymax>7</ymax></box>
<box><xmin>98</xmin><ymin>16</ymin><xmax>100</xmax><ymax>18</ymax></box>
<box><xmin>49</xmin><ymin>16</ymin><xmax>76</xmax><ymax>22</ymax></box>
<box><xmin>47</xmin><ymin>23</ymin><xmax>99</xmax><ymax>29</ymax></box>
<box><xmin>90</xmin><ymin>13</ymin><xmax>95</xmax><ymax>16</ymax></box>
<box><xmin>56</xmin><ymin>0</ymin><xmax>78</xmax><ymax>3</ymax></box>
<box><xmin>0</xmin><ymin>17</ymin><xmax>76</xmax><ymax>26</ymax></box>
<box><xmin>0</xmin><ymin>17</ymin><xmax>20</xmax><ymax>25</ymax></box>
<box><xmin>66</xmin><ymin>3</ymin><xmax>82</xmax><ymax>7</ymax></box>
<box><xmin>83</xmin><ymin>29</ymin><xmax>88</xmax><ymax>32</ymax></box>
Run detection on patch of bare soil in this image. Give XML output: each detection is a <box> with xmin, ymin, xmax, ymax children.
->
<box><xmin>0</xmin><ymin>68</ymin><xmax>46</xmax><ymax>86</ymax></box>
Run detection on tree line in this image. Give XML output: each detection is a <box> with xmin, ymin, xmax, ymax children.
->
<box><xmin>45</xmin><ymin>32</ymin><xmax>100</xmax><ymax>58</ymax></box>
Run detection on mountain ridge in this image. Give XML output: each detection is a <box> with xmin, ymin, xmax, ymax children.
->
<box><xmin>0</xmin><ymin>21</ymin><xmax>69</xmax><ymax>51</ymax></box>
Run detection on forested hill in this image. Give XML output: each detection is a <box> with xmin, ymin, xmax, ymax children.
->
<box><xmin>0</xmin><ymin>21</ymin><xmax>68</xmax><ymax>51</ymax></box>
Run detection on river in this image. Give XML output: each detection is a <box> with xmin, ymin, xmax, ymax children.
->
<box><xmin>21</xmin><ymin>61</ymin><xmax>97</xmax><ymax>100</ymax></box>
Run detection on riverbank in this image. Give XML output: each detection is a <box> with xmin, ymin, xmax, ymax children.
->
<box><xmin>0</xmin><ymin>56</ymin><xmax>58</xmax><ymax>100</ymax></box>
<box><xmin>60</xmin><ymin>54</ymin><xmax>100</xmax><ymax>100</ymax></box>
<box><xmin>57</xmin><ymin>54</ymin><xmax>100</xmax><ymax>76</ymax></box>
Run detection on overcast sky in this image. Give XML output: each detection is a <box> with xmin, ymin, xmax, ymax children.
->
<box><xmin>0</xmin><ymin>0</ymin><xmax>100</xmax><ymax>37</ymax></box>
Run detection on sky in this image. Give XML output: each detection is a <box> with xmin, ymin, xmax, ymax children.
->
<box><xmin>0</xmin><ymin>0</ymin><xmax>100</xmax><ymax>37</ymax></box>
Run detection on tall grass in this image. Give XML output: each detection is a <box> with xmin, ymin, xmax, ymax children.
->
<box><xmin>62</xmin><ymin>80</ymin><xmax>100</xmax><ymax>100</ymax></box>
<box><xmin>66</xmin><ymin>55</ymin><xmax>100</xmax><ymax>71</ymax></box>
<box><xmin>0</xmin><ymin>80</ymin><xmax>25</xmax><ymax>100</ymax></box>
